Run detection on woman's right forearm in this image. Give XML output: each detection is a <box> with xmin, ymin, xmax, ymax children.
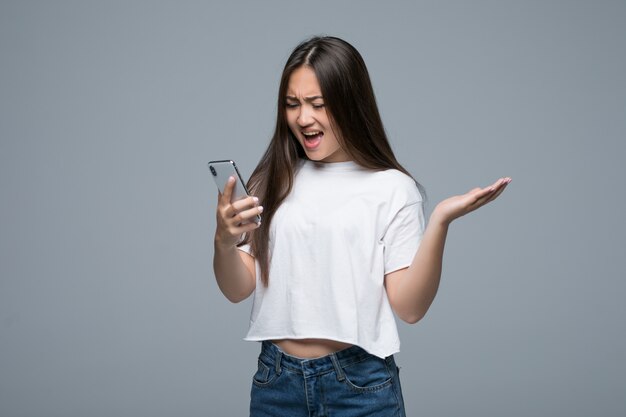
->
<box><xmin>213</xmin><ymin>240</ymin><xmax>255</xmax><ymax>303</ymax></box>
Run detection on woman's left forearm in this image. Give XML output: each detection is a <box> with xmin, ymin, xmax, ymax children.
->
<box><xmin>396</xmin><ymin>211</ymin><xmax>449</xmax><ymax>323</ymax></box>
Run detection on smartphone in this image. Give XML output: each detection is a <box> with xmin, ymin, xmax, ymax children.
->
<box><xmin>208</xmin><ymin>160</ymin><xmax>261</xmax><ymax>224</ymax></box>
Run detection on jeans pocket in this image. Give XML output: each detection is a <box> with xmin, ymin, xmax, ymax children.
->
<box><xmin>252</xmin><ymin>359</ymin><xmax>270</xmax><ymax>383</ymax></box>
<box><xmin>341</xmin><ymin>355</ymin><xmax>393</xmax><ymax>392</ymax></box>
<box><xmin>252</xmin><ymin>356</ymin><xmax>281</xmax><ymax>388</ymax></box>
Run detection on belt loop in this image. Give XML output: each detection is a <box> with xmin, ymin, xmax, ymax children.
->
<box><xmin>330</xmin><ymin>353</ymin><xmax>345</xmax><ymax>381</ymax></box>
<box><xmin>274</xmin><ymin>350</ymin><xmax>283</xmax><ymax>375</ymax></box>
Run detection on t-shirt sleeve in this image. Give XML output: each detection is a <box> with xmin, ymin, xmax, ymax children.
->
<box><xmin>382</xmin><ymin>200</ymin><xmax>426</xmax><ymax>274</ymax></box>
<box><xmin>237</xmin><ymin>243</ymin><xmax>254</xmax><ymax>257</ymax></box>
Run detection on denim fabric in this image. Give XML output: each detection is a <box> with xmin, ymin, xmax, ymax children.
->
<box><xmin>250</xmin><ymin>340</ymin><xmax>406</xmax><ymax>417</ymax></box>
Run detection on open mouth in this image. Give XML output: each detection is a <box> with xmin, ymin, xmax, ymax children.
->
<box><xmin>302</xmin><ymin>131</ymin><xmax>323</xmax><ymax>149</ymax></box>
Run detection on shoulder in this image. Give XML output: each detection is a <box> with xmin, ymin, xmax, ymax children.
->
<box><xmin>370</xmin><ymin>169</ymin><xmax>423</xmax><ymax>205</ymax></box>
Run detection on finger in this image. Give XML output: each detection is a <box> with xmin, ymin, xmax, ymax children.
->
<box><xmin>472</xmin><ymin>185</ymin><xmax>498</xmax><ymax>202</ymax></box>
<box><xmin>488</xmin><ymin>177</ymin><xmax>512</xmax><ymax>191</ymax></box>
<box><xmin>471</xmin><ymin>181</ymin><xmax>505</xmax><ymax>205</ymax></box>
<box><xmin>232</xmin><ymin>219</ymin><xmax>262</xmax><ymax>235</ymax></box>
<box><xmin>237</xmin><ymin>205</ymin><xmax>264</xmax><ymax>223</ymax></box>
<box><xmin>468</xmin><ymin>177</ymin><xmax>510</xmax><ymax>207</ymax></box>
<box><xmin>485</xmin><ymin>181</ymin><xmax>510</xmax><ymax>203</ymax></box>
<box><xmin>217</xmin><ymin>199</ymin><xmax>239</xmax><ymax>221</ymax></box>
<box><xmin>474</xmin><ymin>180</ymin><xmax>510</xmax><ymax>207</ymax></box>
<box><xmin>471</xmin><ymin>190</ymin><xmax>497</xmax><ymax>208</ymax></box>
<box><xmin>488</xmin><ymin>177</ymin><xmax>511</xmax><ymax>196</ymax></box>
<box><xmin>226</xmin><ymin>204</ymin><xmax>262</xmax><ymax>227</ymax></box>
<box><xmin>218</xmin><ymin>219</ymin><xmax>261</xmax><ymax>245</ymax></box>
<box><xmin>231</xmin><ymin>195</ymin><xmax>259</xmax><ymax>212</ymax></box>
<box><xmin>221</xmin><ymin>195</ymin><xmax>259</xmax><ymax>221</ymax></box>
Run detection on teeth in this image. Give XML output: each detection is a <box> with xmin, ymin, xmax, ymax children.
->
<box><xmin>303</xmin><ymin>131</ymin><xmax>321</xmax><ymax>137</ymax></box>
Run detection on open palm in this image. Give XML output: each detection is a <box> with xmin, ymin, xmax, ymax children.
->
<box><xmin>434</xmin><ymin>177</ymin><xmax>511</xmax><ymax>225</ymax></box>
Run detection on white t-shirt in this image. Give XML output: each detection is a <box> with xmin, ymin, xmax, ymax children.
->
<box><xmin>237</xmin><ymin>158</ymin><xmax>426</xmax><ymax>359</ymax></box>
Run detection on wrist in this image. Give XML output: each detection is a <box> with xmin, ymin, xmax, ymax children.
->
<box><xmin>214</xmin><ymin>236</ymin><xmax>236</xmax><ymax>252</ymax></box>
<box><xmin>430</xmin><ymin>207</ymin><xmax>452</xmax><ymax>228</ymax></box>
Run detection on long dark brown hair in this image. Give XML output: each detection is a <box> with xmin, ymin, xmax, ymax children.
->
<box><xmin>239</xmin><ymin>35</ymin><xmax>426</xmax><ymax>287</ymax></box>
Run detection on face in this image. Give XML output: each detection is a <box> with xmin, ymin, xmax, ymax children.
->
<box><xmin>285</xmin><ymin>66</ymin><xmax>350</xmax><ymax>163</ymax></box>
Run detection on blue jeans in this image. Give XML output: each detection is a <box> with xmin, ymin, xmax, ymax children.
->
<box><xmin>250</xmin><ymin>340</ymin><xmax>406</xmax><ymax>417</ymax></box>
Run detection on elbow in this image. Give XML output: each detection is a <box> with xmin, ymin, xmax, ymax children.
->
<box><xmin>403</xmin><ymin>315</ymin><xmax>422</xmax><ymax>325</ymax></box>
<box><xmin>225</xmin><ymin>294</ymin><xmax>244</xmax><ymax>304</ymax></box>
<box><xmin>225</xmin><ymin>290</ymin><xmax>252</xmax><ymax>304</ymax></box>
<box><xmin>215</xmin><ymin>273</ymin><xmax>255</xmax><ymax>304</ymax></box>
<box><xmin>224</xmin><ymin>285</ymin><xmax>255</xmax><ymax>304</ymax></box>
<box><xmin>402</xmin><ymin>310</ymin><xmax>427</xmax><ymax>325</ymax></box>
<box><xmin>403</xmin><ymin>298</ymin><xmax>437</xmax><ymax>324</ymax></box>
<box><xmin>215</xmin><ymin>281</ymin><xmax>247</xmax><ymax>303</ymax></box>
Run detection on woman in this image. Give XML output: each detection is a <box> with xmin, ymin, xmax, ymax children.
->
<box><xmin>213</xmin><ymin>36</ymin><xmax>510</xmax><ymax>416</ymax></box>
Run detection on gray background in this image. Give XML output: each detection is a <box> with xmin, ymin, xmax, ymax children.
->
<box><xmin>1</xmin><ymin>1</ymin><xmax>625</xmax><ymax>416</ymax></box>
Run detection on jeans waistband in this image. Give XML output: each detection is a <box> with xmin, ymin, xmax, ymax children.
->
<box><xmin>259</xmin><ymin>340</ymin><xmax>393</xmax><ymax>379</ymax></box>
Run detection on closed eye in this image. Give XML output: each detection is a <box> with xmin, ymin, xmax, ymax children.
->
<box><xmin>285</xmin><ymin>102</ymin><xmax>324</xmax><ymax>109</ymax></box>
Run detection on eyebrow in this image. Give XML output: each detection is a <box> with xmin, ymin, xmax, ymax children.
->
<box><xmin>285</xmin><ymin>95</ymin><xmax>324</xmax><ymax>102</ymax></box>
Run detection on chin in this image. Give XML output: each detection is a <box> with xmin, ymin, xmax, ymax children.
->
<box><xmin>305</xmin><ymin>153</ymin><xmax>326</xmax><ymax>161</ymax></box>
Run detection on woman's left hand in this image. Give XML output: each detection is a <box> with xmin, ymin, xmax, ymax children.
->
<box><xmin>432</xmin><ymin>177</ymin><xmax>511</xmax><ymax>226</ymax></box>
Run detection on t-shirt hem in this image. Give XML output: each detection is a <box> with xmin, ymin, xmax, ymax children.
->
<box><xmin>243</xmin><ymin>334</ymin><xmax>399</xmax><ymax>359</ymax></box>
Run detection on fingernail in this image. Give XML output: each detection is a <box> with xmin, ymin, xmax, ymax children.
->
<box><xmin>228</xmin><ymin>176</ymin><xmax>235</xmax><ymax>182</ymax></box>
<box><xmin>253</xmin><ymin>196</ymin><xmax>259</xmax><ymax>203</ymax></box>
<box><xmin>258</xmin><ymin>206</ymin><xmax>264</xmax><ymax>213</ymax></box>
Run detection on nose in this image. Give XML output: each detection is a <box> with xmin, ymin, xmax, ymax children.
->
<box><xmin>297</xmin><ymin>105</ymin><xmax>314</xmax><ymax>127</ymax></box>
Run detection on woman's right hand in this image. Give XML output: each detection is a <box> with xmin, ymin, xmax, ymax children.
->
<box><xmin>214</xmin><ymin>176</ymin><xmax>263</xmax><ymax>249</ymax></box>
